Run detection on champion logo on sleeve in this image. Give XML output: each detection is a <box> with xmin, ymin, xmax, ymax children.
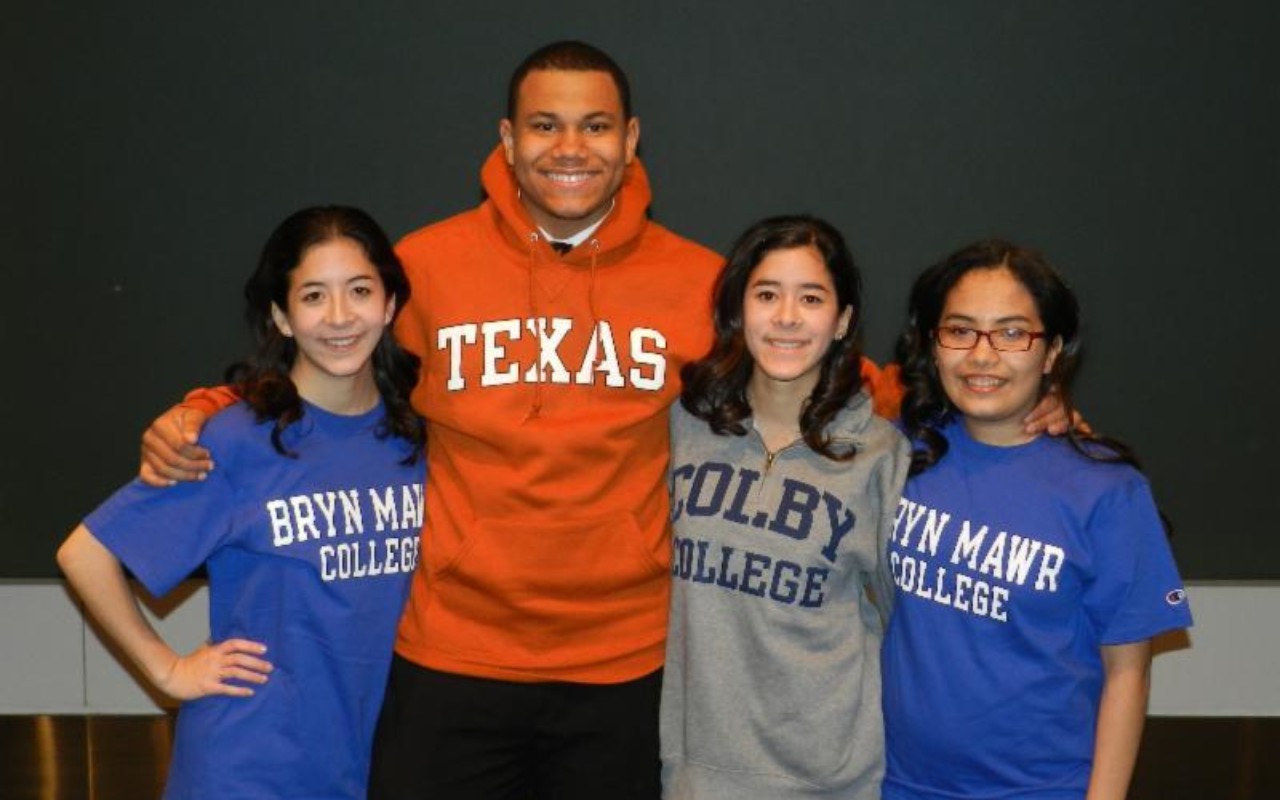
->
<box><xmin>1165</xmin><ymin>588</ymin><xmax>1188</xmax><ymax>605</ymax></box>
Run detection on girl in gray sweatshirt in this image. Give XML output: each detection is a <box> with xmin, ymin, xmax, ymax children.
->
<box><xmin>661</xmin><ymin>215</ymin><xmax>910</xmax><ymax>799</ymax></box>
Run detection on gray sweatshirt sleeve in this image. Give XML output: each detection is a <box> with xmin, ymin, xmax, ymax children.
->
<box><xmin>867</xmin><ymin>429</ymin><xmax>911</xmax><ymax>626</ymax></box>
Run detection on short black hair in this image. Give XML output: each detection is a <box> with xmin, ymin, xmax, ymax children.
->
<box><xmin>506</xmin><ymin>40</ymin><xmax>632</xmax><ymax>120</ymax></box>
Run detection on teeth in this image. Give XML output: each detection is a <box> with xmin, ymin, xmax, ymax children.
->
<box><xmin>326</xmin><ymin>336</ymin><xmax>357</xmax><ymax>347</ymax></box>
<box><xmin>965</xmin><ymin>376</ymin><xmax>1004</xmax><ymax>388</ymax></box>
<box><xmin>546</xmin><ymin>172</ymin><xmax>591</xmax><ymax>184</ymax></box>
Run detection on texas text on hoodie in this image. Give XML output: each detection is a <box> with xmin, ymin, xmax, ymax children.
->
<box><xmin>390</xmin><ymin>145</ymin><xmax>723</xmax><ymax>683</ymax></box>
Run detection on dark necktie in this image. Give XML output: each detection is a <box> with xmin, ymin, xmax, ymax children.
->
<box><xmin>549</xmin><ymin>241</ymin><xmax>572</xmax><ymax>255</ymax></box>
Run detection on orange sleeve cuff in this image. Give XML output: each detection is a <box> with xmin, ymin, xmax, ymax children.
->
<box><xmin>860</xmin><ymin>357</ymin><xmax>904</xmax><ymax>421</ymax></box>
<box><xmin>181</xmin><ymin>385</ymin><xmax>240</xmax><ymax>417</ymax></box>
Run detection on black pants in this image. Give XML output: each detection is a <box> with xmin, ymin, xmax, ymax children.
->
<box><xmin>369</xmin><ymin>657</ymin><xmax>662</xmax><ymax>800</ymax></box>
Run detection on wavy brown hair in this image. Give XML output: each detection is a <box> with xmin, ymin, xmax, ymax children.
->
<box><xmin>681</xmin><ymin>215</ymin><xmax>865</xmax><ymax>461</ymax></box>
<box><xmin>226</xmin><ymin>205</ymin><xmax>424</xmax><ymax>462</ymax></box>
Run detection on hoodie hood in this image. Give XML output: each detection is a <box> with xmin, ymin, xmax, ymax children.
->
<box><xmin>829</xmin><ymin>389</ymin><xmax>877</xmax><ymax>442</ymax></box>
<box><xmin>479</xmin><ymin>143</ymin><xmax>653</xmax><ymax>262</ymax></box>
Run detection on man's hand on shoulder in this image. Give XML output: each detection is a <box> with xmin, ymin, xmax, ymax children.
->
<box><xmin>1023</xmin><ymin>389</ymin><xmax>1090</xmax><ymax>437</ymax></box>
<box><xmin>140</xmin><ymin>405</ymin><xmax>213</xmax><ymax>486</ymax></box>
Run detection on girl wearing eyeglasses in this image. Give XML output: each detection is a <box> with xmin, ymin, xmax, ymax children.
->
<box><xmin>880</xmin><ymin>240</ymin><xmax>1192</xmax><ymax>800</ymax></box>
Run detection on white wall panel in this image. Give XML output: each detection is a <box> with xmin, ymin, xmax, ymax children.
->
<box><xmin>3</xmin><ymin>580</ymin><xmax>1276</xmax><ymax>716</ymax></box>
<box><xmin>0</xmin><ymin>583</ymin><xmax>90</xmax><ymax>713</ymax></box>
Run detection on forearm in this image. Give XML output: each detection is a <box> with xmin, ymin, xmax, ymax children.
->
<box><xmin>1086</xmin><ymin>642</ymin><xmax>1152</xmax><ymax>800</ymax></box>
<box><xmin>57</xmin><ymin>526</ymin><xmax>179</xmax><ymax>688</ymax></box>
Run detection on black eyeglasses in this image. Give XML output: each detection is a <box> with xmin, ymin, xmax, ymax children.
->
<box><xmin>933</xmin><ymin>326</ymin><xmax>1048</xmax><ymax>352</ymax></box>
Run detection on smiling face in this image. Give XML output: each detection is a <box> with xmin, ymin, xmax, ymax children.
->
<box><xmin>270</xmin><ymin>237</ymin><xmax>394</xmax><ymax>412</ymax></box>
<box><xmin>743</xmin><ymin>245</ymin><xmax>852</xmax><ymax>398</ymax></box>
<box><xmin>933</xmin><ymin>266</ymin><xmax>1062</xmax><ymax>445</ymax></box>
<box><xmin>499</xmin><ymin>69</ymin><xmax>639</xmax><ymax>240</ymax></box>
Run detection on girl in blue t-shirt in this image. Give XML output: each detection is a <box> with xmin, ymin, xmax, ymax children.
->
<box><xmin>881</xmin><ymin>240</ymin><xmax>1192</xmax><ymax>800</ymax></box>
<box><xmin>57</xmin><ymin>206</ymin><xmax>426</xmax><ymax>799</ymax></box>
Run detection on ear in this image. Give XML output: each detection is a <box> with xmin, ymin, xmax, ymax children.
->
<box><xmin>270</xmin><ymin>303</ymin><xmax>293</xmax><ymax>337</ymax></box>
<box><xmin>624</xmin><ymin>116</ymin><xmax>640</xmax><ymax>165</ymax></box>
<box><xmin>1043</xmin><ymin>335</ymin><xmax>1064</xmax><ymax>375</ymax></box>
<box><xmin>383</xmin><ymin>294</ymin><xmax>396</xmax><ymax>327</ymax></box>
<box><xmin>499</xmin><ymin>119</ymin><xmax>515</xmax><ymax>166</ymax></box>
<box><xmin>834</xmin><ymin>306</ymin><xmax>854</xmax><ymax>340</ymax></box>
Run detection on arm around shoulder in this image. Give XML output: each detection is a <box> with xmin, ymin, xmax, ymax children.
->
<box><xmin>139</xmin><ymin>386</ymin><xmax>240</xmax><ymax>487</ymax></box>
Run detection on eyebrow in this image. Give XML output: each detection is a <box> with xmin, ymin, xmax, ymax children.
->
<box><xmin>941</xmin><ymin>313</ymin><xmax>1033</xmax><ymax>324</ymax></box>
<box><xmin>749</xmin><ymin>279</ymin><xmax>831</xmax><ymax>292</ymax></box>
<box><xmin>295</xmin><ymin>275</ymin><xmax>375</xmax><ymax>289</ymax></box>
<box><xmin>525</xmin><ymin>110</ymin><xmax>617</xmax><ymax>121</ymax></box>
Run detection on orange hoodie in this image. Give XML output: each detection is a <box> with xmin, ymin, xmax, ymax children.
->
<box><xmin>390</xmin><ymin>146</ymin><xmax>723</xmax><ymax>683</ymax></box>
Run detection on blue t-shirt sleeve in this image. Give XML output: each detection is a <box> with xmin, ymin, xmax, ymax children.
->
<box><xmin>1083</xmin><ymin>475</ymin><xmax>1193</xmax><ymax>644</ymax></box>
<box><xmin>84</xmin><ymin>449</ymin><xmax>237</xmax><ymax>598</ymax></box>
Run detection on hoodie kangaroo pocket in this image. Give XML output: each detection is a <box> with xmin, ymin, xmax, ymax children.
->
<box><xmin>431</xmin><ymin>513</ymin><xmax>670</xmax><ymax>665</ymax></box>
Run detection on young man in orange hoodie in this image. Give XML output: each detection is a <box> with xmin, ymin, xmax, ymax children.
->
<box><xmin>367</xmin><ymin>42</ymin><xmax>725</xmax><ymax>798</ymax></box>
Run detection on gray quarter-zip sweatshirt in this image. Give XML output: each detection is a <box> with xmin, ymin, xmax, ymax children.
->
<box><xmin>661</xmin><ymin>391</ymin><xmax>910</xmax><ymax>799</ymax></box>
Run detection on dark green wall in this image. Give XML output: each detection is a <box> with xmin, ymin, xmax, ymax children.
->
<box><xmin>4</xmin><ymin>1</ymin><xmax>1276</xmax><ymax>577</ymax></box>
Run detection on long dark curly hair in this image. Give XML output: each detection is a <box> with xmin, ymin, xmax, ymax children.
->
<box><xmin>226</xmin><ymin>205</ymin><xmax>424</xmax><ymax>462</ymax></box>
<box><xmin>681</xmin><ymin>215</ymin><xmax>865</xmax><ymax>461</ymax></box>
<box><xmin>896</xmin><ymin>239</ymin><xmax>1137</xmax><ymax>475</ymax></box>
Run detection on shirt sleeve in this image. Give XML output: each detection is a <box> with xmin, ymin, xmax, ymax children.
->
<box><xmin>181</xmin><ymin>385</ymin><xmax>240</xmax><ymax>416</ymax></box>
<box><xmin>1083</xmin><ymin>475</ymin><xmax>1193</xmax><ymax>644</ymax></box>
<box><xmin>84</xmin><ymin>447</ymin><xmax>237</xmax><ymax>597</ymax></box>
<box><xmin>868</xmin><ymin>427</ymin><xmax>912</xmax><ymax>625</ymax></box>
<box><xmin>391</xmin><ymin>254</ymin><xmax>431</xmax><ymax>371</ymax></box>
<box><xmin>863</xmin><ymin>358</ymin><xmax>904</xmax><ymax>421</ymax></box>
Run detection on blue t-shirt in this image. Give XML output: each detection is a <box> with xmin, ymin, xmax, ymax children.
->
<box><xmin>85</xmin><ymin>401</ymin><xmax>425</xmax><ymax>800</ymax></box>
<box><xmin>881</xmin><ymin>420</ymin><xmax>1191</xmax><ymax>800</ymax></box>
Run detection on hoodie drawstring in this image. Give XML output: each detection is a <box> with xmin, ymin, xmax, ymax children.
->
<box><xmin>587</xmin><ymin>238</ymin><xmax>601</xmax><ymax>333</ymax></box>
<box><xmin>522</xmin><ymin>234</ymin><xmax>605</xmax><ymax>421</ymax></box>
<box><xmin>586</xmin><ymin>239</ymin><xmax>608</xmax><ymax>369</ymax></box>
<box><xmin>524</xmin><ymin>231</ymin><xmax>544</xmax><ymax>422</ymax></box>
